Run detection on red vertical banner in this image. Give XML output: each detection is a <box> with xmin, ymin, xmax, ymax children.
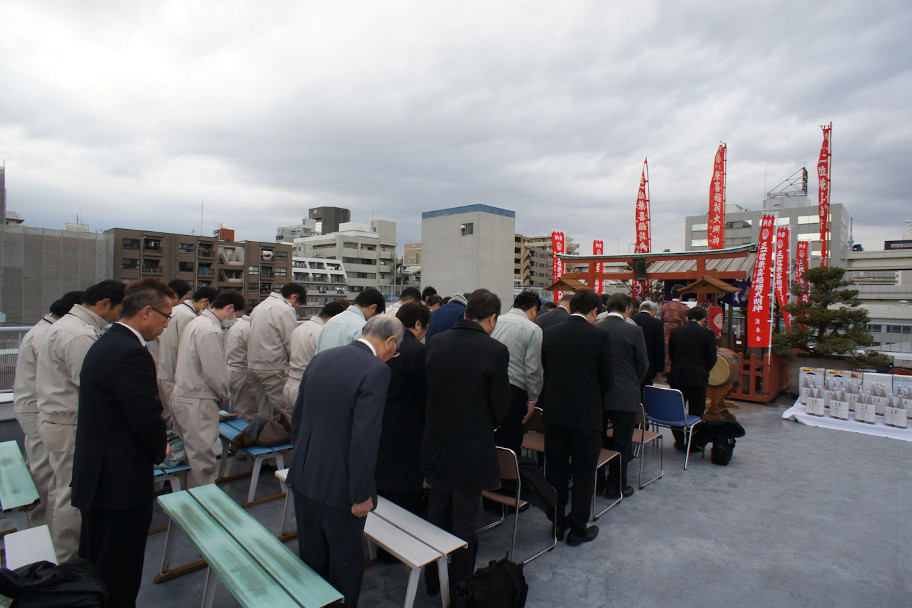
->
<box><xmin>552</xmin><ymin>231</ymin><xmax>565</xmax><ymax>303</ymax></box>
<box><xmin>708</xmin><ymin>143</ymin><xmax>727</xmax><ymax>249</ymax></box>
<box><xmin>748</xmin><ymin>215</ymin><xmax>776</xmax><ymax>347</ymax></box>
<box><xmin>634</xmin><ymin>159</ymin><xmax>650</xmax><ymax>254</ymax></box>
<box><xmin>593</xmin><ymin>240</ymin><xmax>604</xmax><ymax>294</ymax></box>
<box><xmin>774</xmin><ymin>226</ymin><xmax>792</xmax><ymax>331</ymax></box>
<box><xmin>817</xmin><ymin>124</ymin><xmax>832</xmax><ymax>266</ymax></box>
<box><xmin>796</xmin><ymin>240</ymin><xmax>810</xmax><ymax>303</ymax></box>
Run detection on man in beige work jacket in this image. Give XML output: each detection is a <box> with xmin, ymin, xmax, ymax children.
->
<box><xmin>36</xmin><ymin>280</ymin><xmax>125</xmax><ymax>561</ymax></box>
<box><xmin>171</xmin><ymin>290</ymin><xmax>246</xmax><ymax>488</ymax></box>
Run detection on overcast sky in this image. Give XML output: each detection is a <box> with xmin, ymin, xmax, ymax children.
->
<box><xmin>2</xmin><ymin>1</ymin><xmax>910</xmax><ymax>256</ymax></box>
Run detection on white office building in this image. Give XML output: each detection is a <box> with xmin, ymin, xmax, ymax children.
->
<box><xmin>421</xmin><ymin>204</ymin><xmax>515</xmax><ymax>311</ymax></box>
<box><xmin>293</xmin><ymin>220</ymin><xmax>397</xmax><ymax>302</ymax></box>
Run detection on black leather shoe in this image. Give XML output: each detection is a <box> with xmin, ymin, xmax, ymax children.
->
<box><xmin>674</xmin><ymin>440</ymin><xmax>686</xmax><ymax>452</ymax></box>
<box><xmin>622</xmin><ymin>485</ymin><xmax>634</xmax><ymax>498</ymax></box>
<box><xmin>566</xmin><ymin>525</ymin><xmax>599</xmax><ymax>546</ymax></box>
<box><xmin>554</xmin><ymin>521</ymin><xmax>568</xmax><ymax>541</ymax></box>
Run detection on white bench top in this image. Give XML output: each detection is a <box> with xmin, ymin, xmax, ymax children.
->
<box><xmin>374</xmin><ymin>496</ymin><xmax>467</xmax><ymax>555</ymax></box>
<box><xmin>364</xmin><ymin>513</ymin><xmax>440</xmax><ymax>568</ymax></box>
<box><xmin>3</xmin><ymin>524</ymin><xmax>56</xmax><ymax>570</ymax></box>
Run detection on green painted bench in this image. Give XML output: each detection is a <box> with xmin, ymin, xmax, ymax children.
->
<box><xmin>0</xmin><ymin>441</ymin><xmax>40</xmax><ymax>534</ymax></box>
<box><xmin>157</xmin><ymin>484</ymin><xmax>342</xmax><ymax>608</ymax></box>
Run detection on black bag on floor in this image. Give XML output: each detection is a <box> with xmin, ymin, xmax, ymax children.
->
<box><xmin>453</xmin><ymin>556</ymin><xmax>527</xmax><ymax>608</ymax></box>
<box><xmin>711</xmin><ymin>431</ymin><xmax>737</xmax><ymax>466</ymax></box>
<box><xmin>0</xmin><ymin>558</ymin><xmax>108</xmax><ymax>607</ymax></box>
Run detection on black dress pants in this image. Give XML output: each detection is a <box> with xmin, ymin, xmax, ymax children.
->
<box><xmin>669</xmin><ymin>384</ymin><xmax>706</xmax><ymax>444</ymax></box>
<box><xmin>294</xmin><ymin>490</ymin><xmax>367</xmax><ymax>607</ymax></box>
<box><xmin>603</xmin><ymin>409</ymin><xmax>636</xmax><ymax>491</ymax></box>
<box><xmin>425</xmin><ymin>487</ymin><xmax>480</xmax><ymax>592</ymax></box>
<box><xmin>494</xmin><ymin>385</ymin><xmax>528</xmax><ymax>456</ymax></box>
<box><xmin>544</xmin><ymin>423</ymin><xmax>600</xmax><ymax>536</ymax></box>
<box><xmin>79</xmin><ymin>503</ymin><xmax>153</xmax><ymax>608</ymax></box>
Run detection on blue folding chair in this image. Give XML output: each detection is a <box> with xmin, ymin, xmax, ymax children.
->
<box><xmin>643</xmin><ymin>386</ymin><xmax>703</xmax><ymax>470</ymax></box>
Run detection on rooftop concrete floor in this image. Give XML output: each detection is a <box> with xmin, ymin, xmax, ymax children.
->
<box><xmin>137</xmin><ymin>395</ymin><xmax>912</xmax><ymax>607</ymax></box>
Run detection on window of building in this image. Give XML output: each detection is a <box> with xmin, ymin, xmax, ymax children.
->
<box><xmin>343</xmin><ymin>241</ymin><xmax>359</xmax><ymax>249</ymax></box>
<box><xmin>274</xmin><ymin>250</ymin><xmax>288</xmax><ymax>261</ymax></box>
<box><xmin>121</xmin><ymin>258</ymin><xmax>138</xmax><ymax>270</ymax></box>
<box><xmin>691</xmin><ymin>223</ymin><xmax>708</xmax><ymax>232</ymax></box>
<box><xmin>275</xmin><ymin>267</ymin><xmax>287</xmax><ymax>277</ymax></box>
<box><xmin>798</xmin><ymin>215</ymin><xmax>819</xmax><ymax>225</ymax></box>
<box><xmin>179</xmin><ymin>242</ymin><xmax>195</xmax><ymax>254</ymax></box>
<box><xmin>178</xmin><ymin>261</ymin><xmax>195</xmax><ymax>273</ymax></box>
<box><xmin>248</xmin><ymin>266</ymin><xmax>259</xmax><ymax>275</ymax></box>
<box><xmin>461</xmin><ymin>223</ymin><xmax>474</xmax><ymax>236</ymax></box>
<box><xmin>691</xmin><ymin>239</ymin><xmax>709</xmax><ymax>247</ymax></box>
<box><xmin>143</xmin><ymin>238</ymin><xmax>161</xmax><ymax>251</ymax></box>
<box><xmin>122</xmin><ymin>238</ymin><xmax>140</xmax><ymax>250</ymax></box>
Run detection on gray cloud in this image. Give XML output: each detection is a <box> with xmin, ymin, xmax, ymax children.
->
<box><xmin>1</xmin><ymin>0</ymin><xmax>909</xmax><ymax>256</ymax></box>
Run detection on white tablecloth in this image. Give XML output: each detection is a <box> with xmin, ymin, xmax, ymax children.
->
<box><xmin>782</xmin><ymin>399</ymin><xmax>912</xmax><ymax>442</ymax></box>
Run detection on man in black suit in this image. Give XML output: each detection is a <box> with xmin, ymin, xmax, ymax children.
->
<box><xmin>288</xmin><ymin>315</ymin><xmax>403</xmax><ymax>607</ymax></box>
<box><xmin>72</xmin><ymin>279</ymin><xmax>173</xmax><ymax>608</ymax></box>
<box><xmin>632</xmin><ymin>300</ymin><xmax>665</xmax><ymax>391</ymax></box>
<box><xmin>541</xmin><ymin>290</ymin><xmax>612</xmax><ymax>546</ymax></box>
<box><xmin>667</xmin><ymin>306</ymin><xmax>717</xmax><ymax>449</ymax></box>
<box><xmin>535</xmin><ymin>292</ymin><xmax>572</xmax><ymax>330</ymax></box>
<box><xmin>596</xmin><ymin>294</ymin><xmax>648</xmax><ymax>499</ymax></box>
<box><xmin>376</xmin><ymin>302</ymin><xmax>431</xmax><ymax>515</ymax></box>
<box><xmin>422</xmin><ymin>289</ymin><xmax>511</xmax><ymax>588</ymax></box>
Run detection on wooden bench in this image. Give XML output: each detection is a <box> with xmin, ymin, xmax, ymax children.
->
<box><xmin>275</xmin><ymin>469</ymin><xmax>466</xmax><ymax>608</ymax></box>
<box><xmin>3</xmin><ymin>524</ymin><xmax>56</xmax><ymax>570</ymax></box>
<box><xmin>217</xmin><ymin>417</ymin><xmax>292</xmax><ymax>507</ymax></box>
<box><xmin>157</xmin><ymin>484</ymin><xmax>342</xmax><ymax>608</ymax></box>
<box><xmin>0</xmin><ymin>441</ymin><xmax>40</xmax><ymax>534</ymax></box>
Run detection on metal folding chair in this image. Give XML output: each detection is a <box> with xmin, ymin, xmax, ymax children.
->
<box><xmin>478</xmin><ymin>447</ymin><xmax>557</xmax><ymax>563</ymax></box>
<box><xmin>643</xmin><ymin>386</ymin><xmax>703</xmax><ymax>470</ymax></box>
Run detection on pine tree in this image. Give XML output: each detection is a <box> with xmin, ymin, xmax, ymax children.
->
<box><xmin>772</xmin><ymin>266</ymin><xmax>889</xmax><ymax>367</ymax></box>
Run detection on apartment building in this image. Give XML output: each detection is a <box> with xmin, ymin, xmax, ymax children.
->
<box><xmin>293</xmin><ymin>219</ymin><xmax>397</xmax><ymax>301</ymax></box>
<box><xmin>107</xmin><ymin>227</ymin><xmax>293</xmax><ymax>311</ymax></box>
<box><xmin>292</xmin><ymin>256</ymin><xmax>348</xmax><ymax>318</ymax></box>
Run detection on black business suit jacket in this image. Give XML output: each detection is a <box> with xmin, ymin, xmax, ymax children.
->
<box><xmin>289</xmin><ymin>341</ymin><xmax>391</xmax><ymax>510</ymax></box>
<box><xmin>72</xmin><ymin>323</ymin><xmax>167</xmax><ymax>511</ymax></box>
<box><xmin>421</xmin><ymin>319</ymin><xmax>511</xmax><ymax>492</ymax></box>
<box><xmin>535</xmin><ymin>306</ymin><xmax>570</xmax><ymax>331</ymax></box>
<box><xmin>595</xmin><ymin>315</ymin><xmax>648</xmax><ymax>412</ymax></box>
<box><xmin>376</xmin><ymin>331</ymin><xmax>427</xmax><ymax>493</ymax></box>
<box><xmin>540</xmin><ymin>315</ymin><xmax>613</xmax><ymax>432</ymax></box>
<box><xmin>632</xmin><ymin>311</ymin><xmax>665</xmax><ymax>383</ymax></box>
<box><xmin>668</xmin><ymin>321</ymin><xmax>718</xmax><ymax>388</ymax></box>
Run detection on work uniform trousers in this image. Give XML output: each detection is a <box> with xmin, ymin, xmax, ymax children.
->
<box><xmin>170</xmin><ymin>396</ymin><xmax>220</xmax><ymax>488</ymax></box>
<box><xmin>15</xmin><ymin>408</ymin><xmax>53</xmax><ymax>527</ymax></box>
<box><xmin>668</xmin><ymin>383</ymin><xmax>707</xmax><ymax>445</ymax></box>
<box><xmin>156</xmin><ymin>377</ymin><xmax>176</xmax><ymax>430</ymax></box>
<box><xmin>229</xmin><ymin>367</ymin><xmax>258</xmax><ymax>422</ymax></box>
<box><xmin>79</xmin><ymin>503</ymin><xmax>153</xmax><ymax>608</ymax></box>
<box><xmin>249</xmin><ymin>368</ymin><xmax>288</xmax><ymax>419</ymax></box>
<box><xmin>36</xmin><ymin>417</ymin><xmax>80</xmax><ymax>561</ymax></box>
<box><xmin>283</xmin><ymin>376</ymin><xmax>303</xmax><ymax>416</ymax></box>
<box><xmin>294</xmin><ymin>491</ymin><xmax>367</xmax><ymax>607</ymax></box>
<box><xmin>425</xmin><ymin>487</ymin><xmax>481</xmax><ymax>593</ymax></box>
<box><xmin>544</xmin><ymin>423</ymin><xmax>600</xmax><ymax>536</ymax></box>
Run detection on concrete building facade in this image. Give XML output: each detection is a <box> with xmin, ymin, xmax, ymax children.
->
<box><xmin>514</xmin><ymin>234</ymin><xmax>553</xmax><ymax>291</ymax></box>
<box><xmin>421</xmin><ymin>204</ymin><xmax>515</xmax><ymax>311</ymax></box>
<box><xmin>107</xmin><ymin>228</ymin><xmax>293</xmax><ymax>312</ymax></box>
<box><xmin>1</xmin><ymin>224</ymin><xmax>113</xmax><ymax>325</ymax></box>
<box><xmin>684</xmin><ymin>199</ymin><xmax>852</xmax><ymax>268</ymax></box>
<box><xmin>308</xmin><ymin>207</ymin><xmax>351</xmax><ymax>236</ymax></box>
<box><xmin>294</xmin><ymin>219</ymin><xmax>397</xmax><ymax>301</ymax></box>
<box><xmin>292</xmin><ymin>256</ymin><xmax>348</xmax><ymax>318</ymax></box>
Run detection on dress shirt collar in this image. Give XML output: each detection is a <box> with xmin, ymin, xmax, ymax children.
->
<box><xmin>116</xmin><ymin>321</ymin><xmax>147</xmax><ymax>347</ymax></box>
<box><xmin>570</xmin><ymin>313</ymin><xmax>589</xmax><ymax>320</ymax></box>
<box><xmin>606</xmin><ymin>312</ymin><xmax>625</xmax><ymax>320</ymax></box>
<box><xmin>357</xmin><ymin>337</ymin><xmax>377</xmax><ymax>356</ymax></box>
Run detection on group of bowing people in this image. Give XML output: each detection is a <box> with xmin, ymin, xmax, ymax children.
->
<box><xmin>13</xmin><ymin>276</ymin><xmax>715</xmax><ymax>608</ymax></box>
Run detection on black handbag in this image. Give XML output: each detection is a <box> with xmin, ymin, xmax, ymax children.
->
<box><xmin>0</xmin><ymin>558</ymin><xmax>108</xmax><ymax>607</ymax></box>
<box><xmin>453</xmin><ymin>556</ymin><xmax>527</xmax><ymax>608</ymax></box>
